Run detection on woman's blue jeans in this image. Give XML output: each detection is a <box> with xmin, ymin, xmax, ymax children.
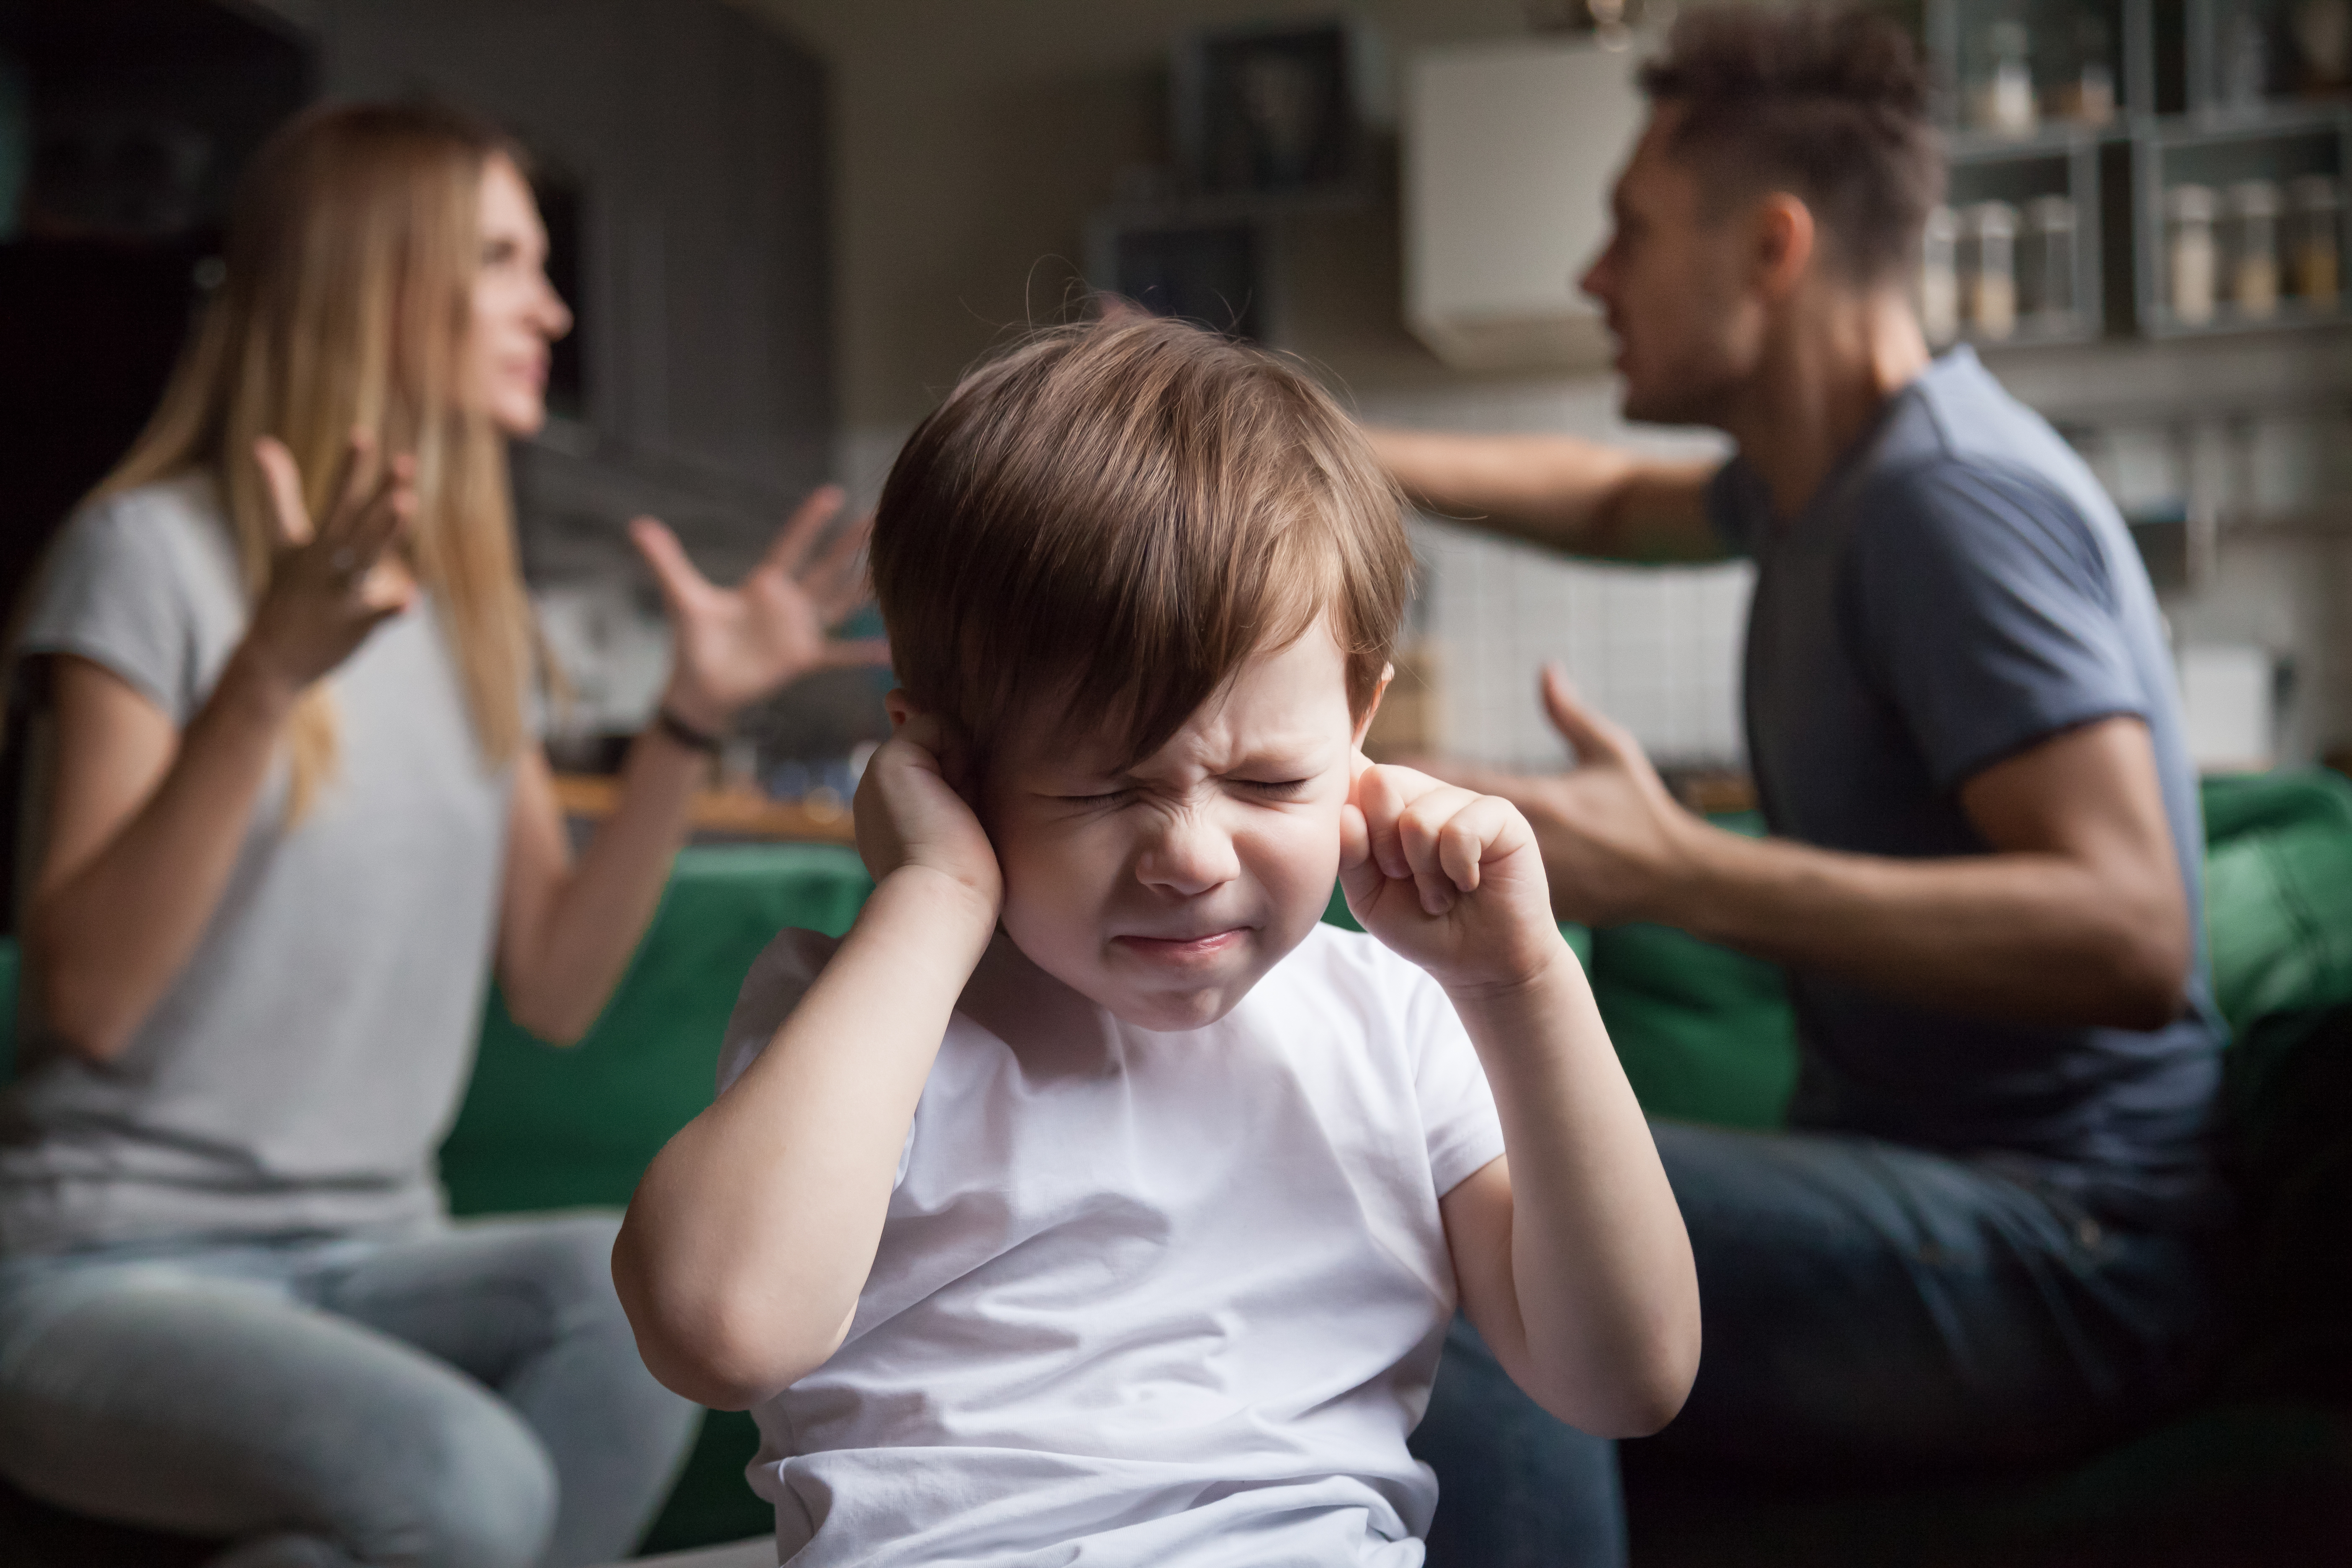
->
<box><xmin>1408</xmin><ymin>1121</ymin><xmax>2223</xmax><ymax>1567</ymax></box>
<box><xmin>0</xmin><ymin>1212</ymin><xmax>699</xmax><ymax>1568</ymax></box>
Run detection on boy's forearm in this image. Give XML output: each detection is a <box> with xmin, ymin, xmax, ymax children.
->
<box><xmin>614</xmin><ymin>866</ymin><xmax>997</xmax><ymax>1407</ymax></box>
<box><xmin>1448</xmin><ymin>944</ymin><xmax>1701</xmax><ymax>1433</ymax></box>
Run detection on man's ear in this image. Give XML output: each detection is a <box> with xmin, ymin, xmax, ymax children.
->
<box><xmin>1752</xmin><ymin>192</ymin><xmax>1817</xmax><ymax>302</ymax></box>
<box><xmin>1350</xmin><ymin>662</ymin><xmax>1395</xmax><ymax>749</ymax></box>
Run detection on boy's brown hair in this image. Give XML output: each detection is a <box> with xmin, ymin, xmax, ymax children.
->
<box><xmin>872</xmin><ymin>317</ymin><xmax>1413</xmax><ymax>765</ymax></box>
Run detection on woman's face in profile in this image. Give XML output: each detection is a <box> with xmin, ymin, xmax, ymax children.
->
<box><xmin>467</xmin><ymin>152</ymin><xmax>573</xmax><ymax>437</ymax></box>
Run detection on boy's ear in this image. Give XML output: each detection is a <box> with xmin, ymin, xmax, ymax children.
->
<box><xmin>1349</xmin><ymin>662</ymin><xmax>1395</xmax><ymax>749</ymax></box>
<box><xmin>883</xmin><ymin>689</ymin><xmax>915</xmax><ymax>732</ymax></box>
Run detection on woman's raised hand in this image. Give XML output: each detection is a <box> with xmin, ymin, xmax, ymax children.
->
<box><xmin>630</xmin><ymin>485</ymin><xmax>891</xmax><ymax>733</ymax></box>
<box><xmin>243</xmin><ymin>430</ymin><xmax>418</xmax><ymax>693</ymax></box>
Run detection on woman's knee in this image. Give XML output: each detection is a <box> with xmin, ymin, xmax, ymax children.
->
<box><xmin>356</xmin><ymin>1388</ymin><xmax>558</xmax><ymax>1568</ymax></box>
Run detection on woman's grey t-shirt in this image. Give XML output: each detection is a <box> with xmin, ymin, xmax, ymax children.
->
<box><xmin>1709</xmin><ymin>347</ymin><xmax>2223</xmax><ymax>1230</ymax></box>
<box><xmin>2</xmin><ymin>475</ymin><xmax>516</xmax><ymax>1254</ymax></box>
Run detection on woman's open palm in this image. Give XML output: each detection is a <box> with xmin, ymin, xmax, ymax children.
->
<box><xmin>630</xmin><ymin>485</ymin><xmax>890</xmax><ymax>729</ymax></box>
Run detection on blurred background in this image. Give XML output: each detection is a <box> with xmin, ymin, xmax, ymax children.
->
<box><xmin>3</xmin><ymin>0</ymin><xmax>2347</xmax><ymax>822</ymax></box>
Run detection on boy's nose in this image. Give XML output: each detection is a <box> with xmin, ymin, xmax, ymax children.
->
<box><xmin>1135</xmin><ymin>811</ymin><xmax>1240</xmax><ymax>897</ymax></box>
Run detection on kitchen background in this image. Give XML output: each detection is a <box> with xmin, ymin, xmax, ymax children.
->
<box><xmin>3</xmin><ymin>0</ymin><xmax>2347</xmax><ymax>824</ymax></box>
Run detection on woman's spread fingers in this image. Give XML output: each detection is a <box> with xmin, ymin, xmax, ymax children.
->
<box><xmin>804</xmin><ymin>526</ymin><xmax>875</xmax><ymax>618</ymax></box>
<box><xmin>818</xmin><ymin>637</ymin><xmax>893</xmax><ymax>670</ymax></box>
<box><xmin>762</xmin><ymin>485</ymin><xmax>846</xmax><ymax>578</ymax></box>
<box><xmin>628</xmin><ymin>517</ymin><xmax>704</xmax><ymax>615</ymax></box>
<box><xmin>252</xmin><ymin>438</ymin><xmax>313</xmax><ymax>549</ymax></box>
<box><xmin>328</xmin><ymin>426</ymin><xmax>380</xmax><ymax>529</ymax></box>
<box><xmin>343</xmin><ymin>462</ymin><xmax>415</xmax><ymax>567</ymax></box>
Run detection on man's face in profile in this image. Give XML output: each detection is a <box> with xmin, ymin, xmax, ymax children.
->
<box><xmin>1579</xmin><ymin>106</ymin><xmax>1764</xmax><ymax>430</ymax></box>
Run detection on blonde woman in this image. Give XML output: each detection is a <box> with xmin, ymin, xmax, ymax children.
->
<box><xmin>0</xmin><ymin>103</ymin><xmax>880</xmax><ymax>1567</ymax></box>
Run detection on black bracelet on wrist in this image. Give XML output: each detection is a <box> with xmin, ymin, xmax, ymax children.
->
<box><xmin>655</xmin><ymin>705</ymin><xmax>725</xmax><ymax>756</ymax></box>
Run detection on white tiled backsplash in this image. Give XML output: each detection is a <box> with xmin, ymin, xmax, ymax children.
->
<box><xmin>1356</xmin><ymin>378</ymin><xmax>1743</xmax><ymax>770</ymax></box>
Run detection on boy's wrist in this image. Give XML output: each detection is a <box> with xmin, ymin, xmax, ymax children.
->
<box><xmin>1439</xmin><ymin>926</ymin><xmax>1585</xmax><ymax>1016</ymax></box>
<box><xmin>869</xmin><ymin>861</ymin><xmax>1002</xmax><ymax>946</ymax></box>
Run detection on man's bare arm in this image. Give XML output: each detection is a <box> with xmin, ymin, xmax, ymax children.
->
<box><xmin>1449</xmin><ymin>673</ymin><xmax>2190</xmax><ymax>1031</ymax></box>
<box><xmin>1366</xmin><ymin>427</ymin><xmax>1727</xmax><ymax>564</ymax></box>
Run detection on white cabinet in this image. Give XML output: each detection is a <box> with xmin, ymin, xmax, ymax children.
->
<box><xmin>1402</xmin><ymin>36</ymin><xmax>1648</xmax><ymax>371</ymax></box>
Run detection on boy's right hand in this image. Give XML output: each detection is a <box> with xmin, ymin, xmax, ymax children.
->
<box><xmin>853</xmin><ymin>699</ymin><xmax>1003</xmax><ymax>918</ymax></box>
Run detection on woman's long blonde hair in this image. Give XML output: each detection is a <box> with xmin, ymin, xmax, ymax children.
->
<box><xmin>99</xmin><ymin>101</ymin><xmax>534</xmax><ymax>820</ymax></box>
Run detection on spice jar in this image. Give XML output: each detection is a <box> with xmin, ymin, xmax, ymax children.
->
<box><xmin>2049</xmin><ymin>15</ymin><xmax>2117</xmax><ymax>126</ymax></box>
<box><xmin>2228</xmin><ymin>179</ymin><xmax>2283</xmax><ymax>318</ymax></box>
<box><xmin>1972</xmin><ymin>20</ymin><xmax>2038</xmax><ymax>137</ymax></box>
<box><xmin>1921</xmin><ymin>204</ymin><xmax>1960</xmax><ymax>344</ymax></box>
<box><xmin>2166</xmin><ymin>184</ymin><xmax>2219</xmax><ymax>325</ymax></box>
<box><xmin>1964</xmin><ymin>201</ymin><xmax>2019</xmax><ymax>339</ymax></box>
<box><xmin>2288</xmin><ymin>174</ymin><xmax>2342</xmax><ymax>306</ymax></box>
<box><xmin>2019</xmin><ymin>194</ymin><xmax>2078</xmax><ymax>326</ymax></box>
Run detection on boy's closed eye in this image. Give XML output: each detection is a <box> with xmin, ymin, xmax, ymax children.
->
<box><xmin>1050</xmin><ymin>776</ymin><xmax>1314</xmax><ymax>805</ymax></box>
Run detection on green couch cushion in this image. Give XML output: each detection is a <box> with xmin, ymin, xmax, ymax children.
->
<box><xmin>440</xmin><ymin>843</ymin><xmax>871</xmax><ymax>1217</ymax></box>
<box><xmin>2201</xmin><ymin>769</ymin><xmax>2352</xmax><ymax>1033</ymax></box>
<box><xmin>1588</xmin><ymin>919</ymin><xmax>1798</xmax><ymax>1131</ymax></box>
<box><xmin>1586</xmin><ymin>810</ymin><xmax>1798</xmax><ymax>1132</ymax></box>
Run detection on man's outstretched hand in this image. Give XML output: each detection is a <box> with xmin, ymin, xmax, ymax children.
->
<box><xmin>1412</xmin><ymin>665</ymin><xmax>1700</xmax><ymax>929</ymax></box>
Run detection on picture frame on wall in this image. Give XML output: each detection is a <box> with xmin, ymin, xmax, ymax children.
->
<box><xmin>1172</xmin><ymin>19</ymin><xmax>1374</xmax><ymax>203</ymax></box>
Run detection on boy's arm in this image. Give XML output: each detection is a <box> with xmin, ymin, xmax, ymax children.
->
<box><xmin>612</xmin><ymin>711</ymin><xmax>1000</xmax><ymax>1410</ymax></box>
<box><xmin>1342</xmin><ymin>762</ymin><xmax>1700</xmax><ymax>1438</ymax></box>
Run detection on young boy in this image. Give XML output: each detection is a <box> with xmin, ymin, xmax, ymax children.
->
<box><xmin>613</xmin><ymin>318</ymin><xmax>1699</xmax><ymax>1567</ymax></box>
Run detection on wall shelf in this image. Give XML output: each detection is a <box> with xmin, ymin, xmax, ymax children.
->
<box><xmin>1923</xmin><ymin>0</ymin><xmax>2350</xmax><ymax>345</ymax></box>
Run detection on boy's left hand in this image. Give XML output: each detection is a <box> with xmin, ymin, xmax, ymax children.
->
<box><xmin>1340</xmin><ymin>755</ymin><xmax>1566</xmax><ymax>993</ymax></box>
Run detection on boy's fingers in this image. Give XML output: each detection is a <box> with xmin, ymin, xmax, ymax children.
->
<box><xmin>1354</xmin><ymin>766</ymin><xmax>1411</xmax><ymax>882</ymax></box>
<box><xmin>1436</xmin><ymin>796</ymin><xmax>1519</xmax><ymax>895</ymax></box>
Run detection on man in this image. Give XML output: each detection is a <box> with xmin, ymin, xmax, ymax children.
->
<box><xmin>1382</xmin><ymin>3</ymin><xmax>2226</xmax><ymax>1545</ymax></box>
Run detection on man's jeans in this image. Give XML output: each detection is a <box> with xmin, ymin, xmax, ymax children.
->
<box><xmin>0</xmin><ymin>1212</ymin><xmax>699</xmax><ymax>1568</ymax></box>
<box><xmin>1409</xmin><ymin>1122</ymin><xmax>2224</xmax><ymax>1567</ymax></box>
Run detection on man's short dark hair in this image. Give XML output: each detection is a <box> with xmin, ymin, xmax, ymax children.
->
<box><xmin>1638</xmin><ymin>5</ymin><xmax>1945</xmax><ymax>286</ymax></box>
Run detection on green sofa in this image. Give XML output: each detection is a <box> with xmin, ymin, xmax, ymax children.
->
<box><xmin>4</xmin><ymin>772</ymin><xmax>2349</xmax><ymax>1562</ymax></box>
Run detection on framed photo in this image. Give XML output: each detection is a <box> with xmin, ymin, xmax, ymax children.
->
<box><xmin>1173</xmin><ymin>20</ymin><xmax>1370</xmax><ymax>201</ymax></box>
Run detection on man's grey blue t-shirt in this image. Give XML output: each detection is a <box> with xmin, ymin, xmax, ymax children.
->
<box><xmin>1707</xmin><ymin>347</ymin><xmax>2223</xmax><ymax>1228</ymax></box>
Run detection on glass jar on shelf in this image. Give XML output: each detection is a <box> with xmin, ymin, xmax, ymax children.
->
<box><xmin>2227</xmin><ymin>179</ymin><xmax>2283</xmax><ymax>319</ymax></box>
<box><xmin>2165</xmin><ymin>184</ymin><xmax>2219</xmax><ymax>325</ymax></box>
<box><xmin>2288</xmin><ymin>174</ymin><xmax>2342</xmax><ymax>307</ymax></box>
<box><xmin>1921</xmin><ymin>204</ymin><xmax>1960</xmax><ymax>345</ymax></box>
<box><xmin>2048</xmin><ymin>14</ymin><xmax>2117</xmax><ymax>126</ymax></box>
<box><xmin>2220</xmin><ymin>5</ymin><xmax>2274</xmax><ymax>108</ymax></box>
<box><xmin>1971</xmin><ymin>19</ymin><xmax>2038</xmax><ymax>137</ymax></box>
<box><xmin>2019</xmin><ymin>194</ymin><xmax>2078</xmax><ymax>327</ymax></box>
<box><xmin>1963</xmin><ymin>200</ymin><xmax>2019</xmax><ymax>340</ymax></box>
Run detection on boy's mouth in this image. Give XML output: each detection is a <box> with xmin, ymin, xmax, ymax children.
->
<box><xmin>1111</xmin><ymin>928</ymin><xmax>1250</xmax><ymax>965</ymax></box>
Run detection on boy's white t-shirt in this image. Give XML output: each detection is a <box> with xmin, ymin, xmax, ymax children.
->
<box><xmin>717</xmin><ymin>921</ymin><xmax>1506</xmax><ymax>1568</ymax></box>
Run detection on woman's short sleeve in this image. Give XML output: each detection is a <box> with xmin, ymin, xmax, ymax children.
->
<box><xmin>18</xmin><ymin>492</ymin><xmax>216</xmax><ymax>725</ymax></box>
